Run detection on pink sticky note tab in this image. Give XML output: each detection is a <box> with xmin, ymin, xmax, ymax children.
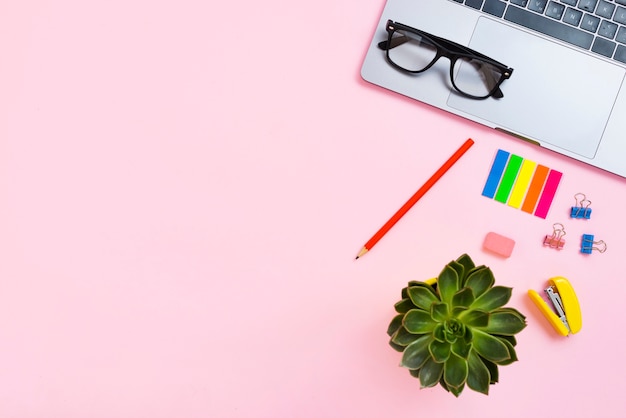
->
<box><xmin>534</xmin><ymin>169</ymin><xmax>562</xmax><ymax>219</ymax></box>
<box><xmin>483</xmin><ymin>232</ymin><xmax>515</xmax><ymax>258</ymax></box>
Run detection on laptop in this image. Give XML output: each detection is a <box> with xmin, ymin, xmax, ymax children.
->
<box><xmin>361</xmin><ymin>0</ymin><xmax>626</xmax><ymax>178</ymax></box>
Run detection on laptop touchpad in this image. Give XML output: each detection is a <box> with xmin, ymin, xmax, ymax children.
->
<box><xmin>447</xmin><ymin>17</ymin><xmax>625</xmax><ymax>159</ymax></box>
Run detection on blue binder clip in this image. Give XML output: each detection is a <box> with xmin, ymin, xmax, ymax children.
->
<box><xmin>570</xmin><ymin>193</ymin><xmax>592</xmax><ymax>219</ymax></box>
<box><xmin>580</xmin><ymin>234</ymin><xmax>607</xmax><ymax>254</ymax></box>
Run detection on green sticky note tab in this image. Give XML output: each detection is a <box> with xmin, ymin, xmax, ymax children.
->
<box><xmin>494</xmin><ymin>154</ymin><xmax>523</xmax><ymax>203</ymax></box>
<box><xmin>508</xmin><ymin>159</ymin><xmax>537</xmax><ymax>209</ymax></box>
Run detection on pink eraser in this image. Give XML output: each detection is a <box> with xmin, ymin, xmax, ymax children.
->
<box><xmin>483</xmin><ymin>232</ymin><xmax>515</xmax><ymax>258</ymax></box>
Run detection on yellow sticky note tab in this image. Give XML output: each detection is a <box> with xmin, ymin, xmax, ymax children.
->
<box><xmin>508</xmin><ymin>159</ymin><xmax>537</xmax><ymax>209</ymax></box>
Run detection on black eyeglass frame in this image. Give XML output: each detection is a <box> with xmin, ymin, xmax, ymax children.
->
<box><xmin>378</xmin><ymin>20</ymin><xmax>514</xmax><ymax>100</ymax></box>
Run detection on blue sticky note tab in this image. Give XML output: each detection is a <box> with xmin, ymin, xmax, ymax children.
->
<box><xmin>482</xmin><ymin>149</ymin><xmax>510</xmax><ymax>198</ymax></box>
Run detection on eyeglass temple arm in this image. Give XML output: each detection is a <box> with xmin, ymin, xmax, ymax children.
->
<box><xmin>377</xmin><ymin>36</ymin><xmax>409</xmax><ymax>51</ymax></box>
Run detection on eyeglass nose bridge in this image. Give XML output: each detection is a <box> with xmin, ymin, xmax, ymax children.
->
<box><xmin>417</xmin><ymin>49</ymin><xmax>449</xmax><ymax>74</ymax></box>
<box><xmin>411</xmin><ymin>50</ymin><xmax>463</xmax><ymax>92</ymax></box>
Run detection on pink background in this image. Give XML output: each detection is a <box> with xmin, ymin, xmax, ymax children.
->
<box><xmin>2</xmin><ymin>1</ymin><xmax>625</xmax><ymax>417</ymax></box>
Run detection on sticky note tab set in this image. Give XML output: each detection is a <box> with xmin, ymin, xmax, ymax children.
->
<box><xmin>482</xmin><ymin>149</ymin><xmax>562</xmax><ymax>219</ymax></box>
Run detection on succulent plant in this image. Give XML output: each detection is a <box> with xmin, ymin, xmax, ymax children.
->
<box><xmin>387</xmin><ymin>254</ymin><xmax>526</xmax><ymax>397</ymax></box>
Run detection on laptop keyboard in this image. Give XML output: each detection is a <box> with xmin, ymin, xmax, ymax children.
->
<box><xmin>451</xmin><ymin>0</ymin><xmax>626</xmax><ymax>65</ymax></box>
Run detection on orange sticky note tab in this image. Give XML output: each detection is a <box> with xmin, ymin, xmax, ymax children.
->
<box><xmin>521</xmin><ymin>165</ymin><xmax>550</xmax><ymax>214</ymax></box>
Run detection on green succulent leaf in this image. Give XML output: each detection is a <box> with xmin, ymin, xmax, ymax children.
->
<box><xmin>401</xmin><ymin>335</ymin><xmax>433</xmax><ymax>370</ymax></box>
<box><xmin>478</xmin><ymin>309</ymin><xmax>527</xmax><ymax>336</ymax></box>
<box><xmin>456</xmin><ymin>254</ymin><xmax>476</xmax><ymax>287</ymax></box>
<box><xmin>433</xmin><ymin>324</ymin><xmax>446</xmax><ymax>342</ymax></box>
<box><xmin>419</xmin><ymin>358</ymin><xmax>444</xmax><ymax>388</ymax></box>
<box><xmin>407</xmin><ymin>286</ymin><xmax>439</xmax><ymax>310</ymax></box>
<box><xmin>444</xmin><ymin>353</ymin><xmax>468</xmax><ymax>391</ymax></box>
<box><xmin>408</xmin><ymin>280</ymin><xmax>434</xmax><ymax>289</ymax></box>
<box><xmin>389</xmin><ymin>340</ymin><xmax>405</xmax><ymax>352</ymax></box>
<box><xmin>448</xmin><ymin>261</ymin><xmax>465</xmax><ymax>285</ymax></box>
<box><xmin>496</xmin><ymin>307</ymin><xmax>527</xmax><ymax>321</ymax></box>
<box><xmin>451</xmin><ymin>337</ymin><xmax>471</xmax><ymax>359</ymax></box>
<box><xmin>464</xmin><ymin>326</ymin><xmax>473</xmax><ymax>342</ymax></box>
<box><xmin>449</xmin><ymin>384</ymin><xmax>464</xmax><ymax>397</ymax></box>
<box><xmin>437</xmin><ymin>266</ymin><xmax>460</xmax><ymax>304</ymax></box>
<box><xmin>439</xmin><ymin>376</ymin><xmax>450</xmax><ymax>393</ymax></box>
<box><xmin>450</xmin><ymin>306</ymin><xmax>469</xmax><ymax>319</ymax></box>
<box><xmin>481</xmin><ymin>356</ymin><xmax>499</xmax><ymax>384</ymax></box>
<box><xmin>403</xmin><ymin>281</ymin><xmax>436</xmax><ymax>299</ymax></box>
<box><xmin>464</xmin><ymin>267</ymin><xmax>495</xmax><ymax>298</ymax></box>
<box><xmin>467</xmin><ymin>350</ymin><xmax>491</xmax><ymax>395</ymax></box>
<box><xmin>471</xmin><ymin>286</ymin><xmax>512</xmax><ymax>311</ymax></box>
<box><xmin>498</xmin><ymin>334</ymin><xmax>517</xmax><ymax>347</ymax></box>
<box><xmin>451</xmin><ymin>287</ymin><xmax>475</xmax><ymax>308</ymax></box>
<box><xmin>387</xmin><ymin>314</ymin><xmax>404</xmax><ymax>337</ymax></box>
<box><xmin>431</xmin><ymin>302</ymin><xmax>449</xmax><ymax>322</ymax></box>
<box><xmin>394</xmin><ymin>298</ymin><xmax>417</xmax><ymax>314</ymax></box>
<box><xmin>429</xmin><ymin>339</ymin><xmax>451</xmax><ymax>363</ymax></box>
<box><xmin>391</xmin><ymin>325</ymin><xmax>425</xmax><ymax>346</ymax></box>
<box><xmin>403</xmin><ymin>309</ymin><xmax>439</xmax><ymax>334</ymax></box>
<box><xmin>445</xmin><ymin>332</ymin><xmax>458</xmax><ymax>344</ymax></box>
<box><xmin>458</xmin><ymin>309</ymin><xmax>489</xmax><ymax>327</ymax></box>
<box><xmin>471</xmin><ymin>329</ymin><xmax>512</xmax><ymax>363</ymax></box>
<box><xmin>492</xmin><ymin>337</ymin><xmax>519</xmax><ymax>366</ymax></box>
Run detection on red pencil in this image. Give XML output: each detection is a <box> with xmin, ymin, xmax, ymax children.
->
<box><xmin>356</xmin><ymin>138</ymin><xmax>474</xmax><ymax>259</ymax></box>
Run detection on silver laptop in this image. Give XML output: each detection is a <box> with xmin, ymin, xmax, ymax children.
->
<box><xmin>361</xmin><ymin>0</ymin><xmax>626</xmax><ymax>178</ymax></box>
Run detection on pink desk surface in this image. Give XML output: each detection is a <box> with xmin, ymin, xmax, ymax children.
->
<box><xmin>2</xmin><ymin>1</ymin><xmax>625</xmax><ymax>417</ymax></box>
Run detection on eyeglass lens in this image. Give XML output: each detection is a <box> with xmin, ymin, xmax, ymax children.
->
<box><xmin>387</xmin><ymin>29</ymin><xmax>503</xmax><ymax>98</ymax></box>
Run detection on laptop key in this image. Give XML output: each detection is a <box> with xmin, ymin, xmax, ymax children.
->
<box><xmin>617</xmin><ymin>26</ymin><xmax>626</xmax><ymax>43</ymax></box>
<box><xmin>528</xmin><ymin>0</ymin><xmax>548</xmax><ymax>13</ymax></box>
<box><xmin>563</xmin><ymin>7</ymin><xmax>583</xmax><ymax>26</ymax></box>
<box><xmin>592</xmin><ymin>37</ymin><xmax>617</xmax><ymax>57</ymax></box>
<box><xmin>615</xmin><ymin>44</ymin><xmax>626</xmax><ymax>63</ymax></box>
<box><xmin>504</xmin><ymin>6</ymin><xmax>594</xmax><ymax>49</ymax></box>
<box><xmin>560</xmin><ymin>0</ymin><xmax>577</xmax><ymax>5</ymax></box>
<box><xmin>578</xmin><ymin>0</ymin><xmax>598</xmax><ymax>12</ymax></box>
<box><xmin>596</xmin><ymin>1</ymin><xmax>616</xmax><ymax>19</ymax></box>
<box><xmin>545</xmin><ymin>1</ymin><xmax>565</xmax><ymax>20</ymax></box>
<box><xmin>599</xmin><ymin>20</ymin><xmax>618</xmax><ymax>38</ymax></box>
<box><xmin>465</xmin><ymin>0</ymin><xmax>484</xmax><ymax>9</ymax></box>
<box><xmin>581</xmin><ymin>14</ymin><xmax>601</xmax><ymax>32</ymax></box>
<box><xmin>509</xmin><ymin>0</ymin><xmax>528</xmax><ymax>6</ymax></box>
<box><xmin>483</xmin><ymin>0</ymin><xmax>507</xmax><ymax>17</ymax></box>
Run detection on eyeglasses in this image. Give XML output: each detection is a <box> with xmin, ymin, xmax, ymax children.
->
<box><xmin>378</xmin><ymin>20</ymin><xmax>513</xmax><ymax>100</ymax></box>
